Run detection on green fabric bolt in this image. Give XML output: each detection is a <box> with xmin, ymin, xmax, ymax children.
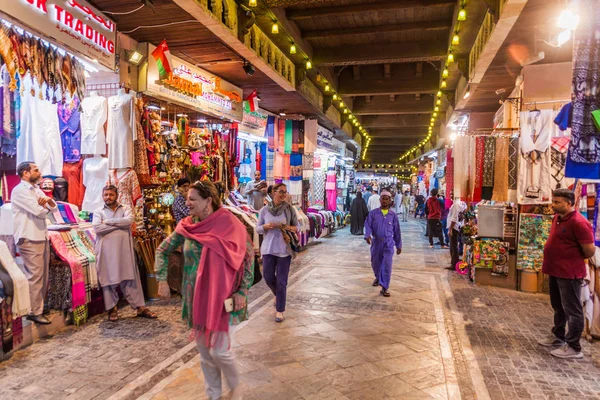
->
<box><xmin>285</xmin><ymin>120</ymin><xmax>293</xmax><ymax>155</ymax></box>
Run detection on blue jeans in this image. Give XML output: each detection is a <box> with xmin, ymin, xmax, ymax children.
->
<box><xmin>414</xmin><ymin>204</ymin><xmax>425</xmax><ymax>218</ymax></box>
<box><xmin>262</xmin><ymin>255</ymin><xmax>292</xmax><ymax>312</ymax></box>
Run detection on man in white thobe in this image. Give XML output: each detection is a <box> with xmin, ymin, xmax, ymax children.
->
<box><xmin>12</xmin><ymin>162</ymin><xmax>57</xmax><ymax>325</ymax></box>
<box><xmin>368</xmin><ymin>190</ymin><xmax>381</xmax><ymax>212</ymax></box>
<box><xmin>93</xmin><ymin>185</ymin><xmax>156</xmax><ymax>321</ymax></box>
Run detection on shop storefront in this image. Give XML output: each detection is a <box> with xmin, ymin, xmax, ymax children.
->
<box><xmin>0</xmin><ymin>0</ymin><xmax>123</xmax><ymax>353</ymax></box>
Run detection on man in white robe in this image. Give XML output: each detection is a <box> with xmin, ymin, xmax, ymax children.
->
<box><xmin>93</xmin><ymin>185</ymin><xmax>156</xmax><ymax>321</ymax></box>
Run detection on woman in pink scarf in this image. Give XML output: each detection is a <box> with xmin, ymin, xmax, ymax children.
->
<box><xmin>156</xmin><ymin>181</ymin><xmax>249</xmax><ymax>400</ymax></box>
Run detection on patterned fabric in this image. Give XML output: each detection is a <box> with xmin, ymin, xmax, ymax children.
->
<box><xmin>446</xmin><ymin>149</ymin><xmax>454</xmax><ymax>202</ymax></box>
<box><xmin>508</xmin><ymin>137</ymin><xmax>518</xmax><ymax>190</ymax></box>
<box><xmin>45</xmin><ymin>251</ymin><xmax>72</xmax><ymax>311</ymax></box>
<box><xmin>155</xmin><ymin>223</ymin><xmax>254</xmax><ymax>327</ymax></box>
<box><xmin>570</xmin><ymin>4</ymin><xmax>600</xmax><ymax>163</ymax></box>
<box><xmin>133</xmin><ymin>98</ymin><xmax>150</xmax><ymax>179</ymax></box>
<box><xmin>48</xmin><ymin>231</ymin><xmax>86</xmax><ymax>308</ymax></box>
<box><xmin>290</xmin><ymin>154</ymin><xmax>302</xmax><ymax>181</ymax></box>
<box><xmin>60</xmin><ymin>231</ymin><xmax>92</xmax><ymax>304</ymax></box>
<box><xmin>302</xmin><ymin>153</ymin><xmax>314</xmax><ymax>180</ymax></box>
<box><xmin>473</xmin><ymin>137</ymin><xmax>485</xmax><ymax>202</ymax></box>
<box><xmin>551</xmin><ymin>137</ymin><xmax>570</xmax><ymax>188</ymax></box>
<box><xmin>482</xmin><ymin>137</ymin><xmax>496</xmax><ymax>187</ymax></box>
<box><xmin>0</xmin><ymin>297</ymin><xmax>13</xmax><ymax>353</ymax></box>
<box><xmin>492</xmin><ymin>137</ymin><xmax>509</xmax><ymax>202</ymax></box>
<box><xmin>266</xmin><ymin>150</ymin><xmax>274</xmax><ymax>184</ymax></box>
<box><xmin>62</xmin><ymin>160</ymin><xmax>84</xmax><ymax>208</ymax></box>
<box><xmin>172</xmin><ymin>194</ymin><xmax>189</xmax><ymax>224</ymax></box>
<box><xmin>313</xmin><ymin>168</ymin><xmax>326</xmax><ymax>207</ymax></box>
<box><xmin>73</xmin><ymin>304</ymin><xmax>87</xmax><ymax>326</ymax></box>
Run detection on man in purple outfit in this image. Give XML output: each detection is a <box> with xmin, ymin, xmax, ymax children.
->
<box><xmin>364</xmin><ymin>190</ymin><xmax>402</xmax><ymax>297</ymax></box>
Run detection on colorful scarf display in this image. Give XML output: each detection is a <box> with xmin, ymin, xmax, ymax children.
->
<box><xmin>492</xmin><ymin>137</ymin><xmax>509</xmax><ymax>202</ymax></box>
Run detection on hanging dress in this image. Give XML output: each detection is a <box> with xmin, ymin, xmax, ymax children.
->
<box><xmin>80</xmin><ymin>95</ymin><xmax>107</xmax><ymax>155</ymax></box>
<box><xmin>107</xmin><ymin>93</ymin><xmax>135</xmax><ymax>169</ymax></box>
<box><xmin>81</xmin><ymin>157</ymin><xmax>109</xmax><ymax>213</ymax></box>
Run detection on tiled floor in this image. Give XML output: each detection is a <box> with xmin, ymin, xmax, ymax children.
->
<box><xmin>3</xmin><ymin>219</ymin><xmax>600</xmax><ymax>400</ymax></box>
<box><xmin>141</xmin><ymin>221</ymin><xmax>485</xmax><ymax>400</ymax></box>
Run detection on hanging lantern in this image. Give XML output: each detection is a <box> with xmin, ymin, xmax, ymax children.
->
<box><xmin>249</xmin><ymin>0</ymin><xmax>257</xmax><ymax>6</ymax></box>
<box><xmin>271</xmin><ymin>22</ymin><xmax>279</xmax><ymax>34</ymax></box>
<box><xmin>290</xmin><ymin>44</ymin><xmax>297</xmax><ymax>55</ymax></box>
<box><xmin>436</xmin><ymin>99</ymin><xmax>441</xmax><ymax>106</ymax></box>
<box><xmin>452</xmin><ymin>34</ymin><xmax>460</xmax><ymax>45</ymax></box>
<box><xmin>441</xmin><ymin>80</ymin><xmax>447</xmax><ymax>88</ymax></box>
<box><xmin>306</xmin><ymin>60</ymin><xmax>312</xmax><ymax>69</ymax></box>
<box><xmin>458</xmin><ymin>8</ymin><xmax>467</xmax><ymax>21</ymax></box>
<box><xmin>442</xmin><ymin>68</ymin><xmax>449</xmax><ymax>78</ymax></box>
<box><xmin>325</xmin><ymin>84</ymin><xmax>330</xmax><ymax>92</ymax></box>
<box><xmin>447</xmin><ymin>52</ymin><xmax>454</xmax><ymax>63</ymax></box>
<box><xmin>333</xmin><ymin>94</ymin><xmax>339</xmax><ymax>100</ymax></box>
<box><xmin>437</xmin><ymin>91</ymin><xmax>442</xmax><ymax>98</ymax></box>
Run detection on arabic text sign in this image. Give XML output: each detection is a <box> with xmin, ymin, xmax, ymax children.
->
<box><xmin>240</xmin><ymin>101</ymin><xmax>268</xmax><ymax>137</ymax></box>
<box><xmin>144</xmin><ymin>44</ymin><xmax>243</xmax><ymax>122</ymax></box>
<box><xmin>317</xmin><ymin>125</ymin><xmax>344</xmax><ymax>156</ymax></box>
<box><xmin>0</xmin><ymin>0</ymin><xmax>116</xmax><ymax>70</ymax></box>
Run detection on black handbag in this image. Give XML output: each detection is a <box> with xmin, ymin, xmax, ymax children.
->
<box><xmin>252</xmin><ymin>255</ymin><xmax>262</xmax><ymax>286</ymax></box>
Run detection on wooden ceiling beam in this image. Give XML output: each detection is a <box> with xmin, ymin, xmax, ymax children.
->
<box><xmin>287</xmin><ymin>0</ymin><xmax>455</xmax><ymax>20</ymax></box>
<box><xmin>362</xmin><ymin>115</ymin><xmax>434</xmax><ymax>128</ymax></box>
<box><xmin>354</xmin><ymin>95</ymin><xmax>435</xmax><ymax>115</ymax></box>
<box><xmin>303</xmin><ymin>20</ymin><xmax>451</xmax><ymax>40</ymax></box>
<box><xmin>313</xmin><ymin>42</ymin><xmax>447</xmax><ymax>67</ymax></box>
<box><xmin>339</xmin><ymin>75</ymin><xmax>438</xmax><ymax>96</ymax></box>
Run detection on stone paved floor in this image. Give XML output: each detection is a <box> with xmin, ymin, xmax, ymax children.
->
<box><xmin>2</xmin><ymin>219</ymin><xmax>600</xmax><ymax>399</ymax></box>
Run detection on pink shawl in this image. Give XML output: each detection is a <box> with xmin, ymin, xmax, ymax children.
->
<box><xmin>175</xmin><ymin>208</ymin><xmax>247</xmax><ymax>347</ymax></box>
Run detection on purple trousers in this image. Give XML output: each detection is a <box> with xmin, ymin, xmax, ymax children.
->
<box><xmin>262</xmin><ymin>255</ymin><xmax>292</xmax><ymax>312</ymax></box>
<box><xmin>371</xmin><ymin>242</ymin><xmax>394</xmax><ymax>290</ymax></box>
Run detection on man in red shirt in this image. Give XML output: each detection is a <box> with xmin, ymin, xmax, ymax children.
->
<box><xmin>425</xmin><ymin>189</ymin><xmax>446</xmax><ymax>249</ymax></box>
<box><xmin>538</xmin><ymin>189</ymin><xmax>595</xmax><ymax>359</ymax></box>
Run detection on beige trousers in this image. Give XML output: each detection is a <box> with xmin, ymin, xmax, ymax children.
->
<box><xmin>18</xmin><ymin>239</ymin><xmax>50</xmax><ymax>315</ymax></box>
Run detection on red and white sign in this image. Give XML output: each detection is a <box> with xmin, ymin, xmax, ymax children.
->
<box><xmin>0</xmin><ymin>0</ymin><xmax>117</xmax><ymax>70</ymax></box>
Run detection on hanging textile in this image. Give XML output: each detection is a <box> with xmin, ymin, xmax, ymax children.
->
<box><xmin>570</xmin><ymin>4</ymin><xmax>600</xmax><ymax>163</ymax></box>
<box><xmin>46</xmin><ymin>252</ymin><xmax>73</xmax><ymax>312</ymax></box>
<box><xmin>259</xmin><ymin>142</ymin><xmax>267</xmax><ymax>180</ymax></box>
<box><xmin>453</xmin><ymin>136</ymin><xmax>469</xmax><ymax>199</ymax></box>
<box><xmin>517</xmin><ymin>111</ymin><xmax>553</xmax><ymax>204</ymax></box>
<box><xmin>292</xmin><ymin>121</ymin><xmax>300</xmax><ymax>153</ymax></box>
<box><xmin>481</xmin><ymin>136</ymin><xmax>496</xmax><ymax>200</ymax></box>
<box><xmin>550</xmin><ymin>137</ymin><xmax>571</xmax><ymax>189</ymax></box>
<box><xmin>473</xmin><ymin>137</ymin><xmax>485</xmax><ymax>202</ymax></box>
<box><xmin>267</xmin><ymin>116</ymin><xmax>275</xmax><ymax>151</ymax></box>
<box><xmin>313</xmin><ymin>168</ymin><xmax>325</xmax><ymax>207</ymax></box>
<box><xmin>492</xmin><ymin>137</ymin><xmax>509</xmax><ymax>202</ymax></box>
<box><xmin>304</xmin><ymin>119</ymin><xmax>318</xmax><ymax>153</ymax></box>
<box><xmin>58</xmin><ymin>97</ymin><xmax>82</xmax><ymax>163</ymax></box>
<box><xmin>266</xmin><ymin>150</ymin><xmax>274</xmax><ymax>184</ymax></box>
<box><xmin>0</xmin><ymin>241</ymin><xmax>30</xmax><ymax>317</ymax></box>
<box><xmin>282</xmin><ymin>154</ymin><xmax>291</xmax><ymax>180</ymax></box>
<box><xmin>326</xmin><ymin>170</ymin><xmax>337</xmax><ymax>211</ymax></box>
<box><xmin>290</xmin><ymin>154</ymin><xmax>302</xmax><ymax>181</ymax></box>
<box><xmin>508</xmin><ymin>136</ymin><xmax>518</xmax><ymax>190</ymax></box>
<box><xmin>445</xmin><ymin>149</ymin><xmax>454</xmax><ymax>204</ymax></box>
<box><xmin>284</xmin><ymin>120</ymin><xmax>293</xmax><ymax>155</ymax></box>
<box><xmin>62</xmin><ymin>160</ymin><xmax>84</xmax><ymax>208</ymax></box>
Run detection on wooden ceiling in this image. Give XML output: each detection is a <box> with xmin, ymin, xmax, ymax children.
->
<box><xmin>257</xmin><ymin>0</ymin><xmax>490</xmax><ymax>163</ymax></box>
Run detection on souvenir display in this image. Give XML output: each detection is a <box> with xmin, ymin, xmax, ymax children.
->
<box><xmin>517</xmin><ymin>213</ymin><xmax>553</xmax><ymax>271</ymax></box>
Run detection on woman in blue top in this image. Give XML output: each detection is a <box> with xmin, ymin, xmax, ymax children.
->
<box><xmin>256</xmin><ymin>183</ymin><xmax>298</xmax><ymax>323</ymax></box>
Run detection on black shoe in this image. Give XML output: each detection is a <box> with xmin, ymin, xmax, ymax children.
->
<box><xmin>380</xmin><ymin>288</ymin><xmax>391</xmax><ymax>297</ymax></box>
<box><xmin>372</xmin><ymin>278</ymin><xmax>379</xmax><ymax>287</ymax></box>
<box><xmin>26</xmin><ymin>314</ymin><xmax>51</xmax><ymax>325</ymax></box>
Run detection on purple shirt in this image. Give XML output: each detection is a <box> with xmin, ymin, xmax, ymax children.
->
<box><xmin>364</xmin><ymin>208</ymin><xmax>402</xmax><ymax>250</ymax></box>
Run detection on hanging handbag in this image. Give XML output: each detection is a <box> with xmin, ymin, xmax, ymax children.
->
<box><xmin>252</xmin><ymin>255</ymin><xmax>262</xmax><ymax>286</ymax></box>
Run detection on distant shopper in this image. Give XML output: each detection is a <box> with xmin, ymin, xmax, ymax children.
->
<box><xmin>414</xmin><ymin>193</ymin><xmax>426</xmax><ymax>218</ymax></box>
<box><xmin>93</xmin><ymin>185</ymin><xmax>157</xmax><ymax>321</ymax></box>
<box><xmin>401</xmin><ymin>191</ymin><xmax>411</xmax><ymax>223</ymax></box>
<box><xmin>367</xmin><ymin>189</ymin><xmax>381</xmax><ymax>212</ymax></box>
<box><xmin>447</xmin><ymin>197</ymin><xmax>466</xmax><ymax>270</ymax></box>
<box><xmin>538</xmin><ymin>189</ymin><xmax>595</xmax><ymax>359</ymax></box>
<box><xmin>245</xmin><ymin>170</ymin><xmax>267</xmax><ymax>211</ymax></box>
<box><xmin>439</xmin><ymin>194</ymin><xmax>450</xmax><ymax>245</ymax></box>
<box><xmin>11</xmin><ymin>162</ymin><xmax>57</xmax><ymax>325</ymax></box>
<box><xmin>364</xmin><ymin>190</ymin><xmax>402</xmax><ymax>297</ymax></box>
<box><xmin>173</xmin><ymin>178</ymin><xmax>191</xmax><ymax>224</ymax></box>
<box><xmin>257</xmin><ymin>183</ymin><xmax>298</xmax><ymax>323</ymax></box>
<box><xmin>426</xmin><ymin>189</ymin><xmax>446</xmax><ymax>248</ymax></box>
<box><xmin>363</xmin><ymin>187</ymin><xmax>373</xmax><ymax>206</ymax></box>
<box><xmin>350</xmin><ymin>192</ymin><xmax>369</xmax><ymax>235</ymax></box>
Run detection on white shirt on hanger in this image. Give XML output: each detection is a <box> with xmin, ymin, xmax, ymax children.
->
<box><xmin>81</xmin><ymin>93</ymin><xmax>108</xmax><ymax>155</ymax></box>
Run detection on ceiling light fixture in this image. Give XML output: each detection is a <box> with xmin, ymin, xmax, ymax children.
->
<box><xmin>125</xmin><ymin>50</ymin><xmax>145</xmax><ymax>65</ymax></box>
<box><xmin>271</xmin><ymin>22</ymin><xmax>279</xmax><ymax>34</ymax></box>
<box><xmin>452</xmin><ymin>34</ymin><xmax>460</xmax><ymax>45</ymax></box>
<box><xmin>442</xmin><ymin>68</ymin><xmax>449</xmax><ymax>78</ymax></box>
<box><xmin>458</xmin><ymin>7</ymin><xmax>467</xmax><ymax>21</ymax></box>
<box><xmin>289</xmin><ymin>44</ymin><xmax>297</xmax><ymax>55</ymax></box>
<box><xmin>249</xmin><ymin>0</ymin><xmax>257</xmax><ymax>6</ymax></box>
<box><xmin>306</xmin><ymin>60</ymin><xmax>312</xmax><ymax>69</ymax></box>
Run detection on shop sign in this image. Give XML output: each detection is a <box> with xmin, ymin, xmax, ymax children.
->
<box><xmin>143</xmin><ymin>44</ymin><xmax>243</xmax><ymax>122</ymax></box>
<box><xmin>240</xmin><ymin>101</ymin><xmax>268</xmax><ymax>137</ymax></box>
<box><xmin>0</xmin><ymin>0</ymin><xmax>117</xmax><ymax>70</ymax></box>
<box><xmin>317</xmin><ymin>125</ymin><xmax>344</xmax><ymax>156</ymax></box>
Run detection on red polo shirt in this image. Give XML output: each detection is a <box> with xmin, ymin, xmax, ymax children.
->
<box><xmin>426</xmin><ymin>197</ymin><xmax>442</xmax><ymax>220</ymax></box>
<box><xmin>542</xmin><ymin>211</ymin><xmax>594</xmax><ymax>279</ymax></box>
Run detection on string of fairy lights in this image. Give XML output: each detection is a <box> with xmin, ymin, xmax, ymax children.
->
<box><xmin>247</xmin><ymin>0</ymin><xmax>372</xmax><ymax>159</ymax></box>
<box><xmin>398</xmin><ymin>0</ymin><xmax>468</xmax><ymax>163</ymax></box>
